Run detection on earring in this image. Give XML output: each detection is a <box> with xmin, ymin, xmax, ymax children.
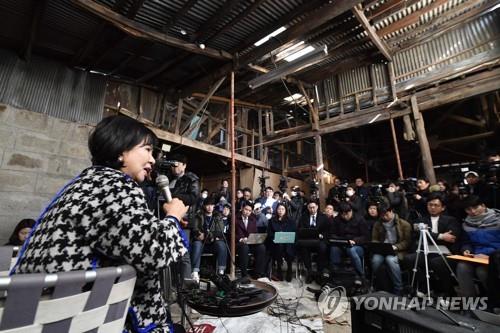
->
<box><xmin>118</xmin><ymin>156</ymin><xmax>123</xmax><ymax>162</ymax></box>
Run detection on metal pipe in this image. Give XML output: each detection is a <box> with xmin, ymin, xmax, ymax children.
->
<box><xmin>389</xmin><ymin>116</ymin><xmax>404</xmax><ymax>180</ymax></box>
<box><xmin>230</xmin><ymin>71</ymin><xmax>236</xmax><ymax>279</ymax></box>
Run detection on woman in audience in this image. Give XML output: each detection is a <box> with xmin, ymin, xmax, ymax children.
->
<box><xmin>267</xmin><ymin>203</ymin><xmax>295</xmax><ymax>281</ymax></box>
<box><xmin>456</xmin><ymin>195</ymin><xmax>500</xmax><ymax>297</ymax></box>
<box><xmin>14</xmin><ymin>116</ymin><xmax>188</xmax><ymax>333</ymax></box>
<box><xmin>5</xmin><ymin>218</ymin><xmax>35</xmax><ymax>246</ymax></box>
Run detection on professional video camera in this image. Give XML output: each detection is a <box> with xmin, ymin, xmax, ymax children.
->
<box><xmin>368</xmin><ymin>184</ymin><xmax>387</xmax><ymax>198</ymax></box>
<box><xmin>278</xmin><ymin>176</ymin><xmax>288</xmax><ymax>194</ymax></box>
<box><xmin>478</xmin><ymin>160</ymin><xmax>500</xmax><ymax>185</ymax></box>
<box><xmin>258</xmin><ymin>174</ymin><xmax>269</xmax><ymax>196</ymax></box>
<box><xmin>398</xmin><ymin>177</ymin><xmax>418</xmax><ymax>196</ymax></box>
<box><xmin>155</xmin><ymin>151</ymin><xmax>179</xmax><ymax>175</ymax></box>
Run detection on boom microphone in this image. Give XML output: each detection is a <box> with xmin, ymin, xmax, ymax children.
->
<box><xmin>156</xmin><ymin>175</ymin><xmax>172</xmax><ymax>202</ymax></box>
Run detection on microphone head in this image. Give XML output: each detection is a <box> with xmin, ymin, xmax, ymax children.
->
<box><xmin>156</xmin><ymin>175</ymin><xmax>169</xmax><ymax>188</ymax></box>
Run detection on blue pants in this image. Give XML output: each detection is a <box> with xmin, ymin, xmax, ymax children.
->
<box><xmin>372</xmin><ymin>254</ymin><xmax>403</xmax><ymax>294</ymax></box>
<box><xmin>191</xmin><ymin>240</ymin><xmax>227</xmax><ymax>272</ymax></box>
<box><xmin>330</xmin><ymin>245</ymin><xmax>365</xmax><ymax>277</ymax></box>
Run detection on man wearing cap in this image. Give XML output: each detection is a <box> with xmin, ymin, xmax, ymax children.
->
<box><xmin>465</xmin><ymin>171</ymin><xmax>493</xmax><ymax>208</ymax></box>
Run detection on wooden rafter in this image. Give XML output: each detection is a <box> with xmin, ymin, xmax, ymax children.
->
<box><xmin>352</xmin><ymin>4</ymin><xmax>392</xmax><ymax>61</ymax></box>
<box><xmin>298</xmin><ymin>82</ymin><xmax>319</xmax><ymax>131</ymax></box>
<box><xmin>162</xmin><ymin>0</ymin><xmax>198</xmax><ymax>32</ymax></box>
<box><xmin>71</xmin><ymin>0</ymin><xmax>232</xmax><ymax>60</ymax></box>
<box><xmin>137</xmin><ymin>51</ymin><xmax>187</xmax><ymax>83</ymax></box>
<box><xmin>205</xmin><ymin>0</ymin><xmax>267</xmax><ymax>43</ymax></box>
<box><xmin>376</xmin><ymin>0</ymin><xmax>450</xmax><ymax>37</ymax></box>
<box><xmin>191</xmin><ymin>0</ymin><xmax>241</xmax><ymax>43</ymax></box>
<box><xmin>23</xmin><ymin>0</ymin><xmax>47</xmax><ymax>62</ymax></box>
<box><xmin>191</xmin><ymin>93</ymin><xmax>272</xmax><ymax>109</ymax></box>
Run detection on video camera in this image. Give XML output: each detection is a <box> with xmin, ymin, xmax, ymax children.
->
<box><xmin>478</xmin><ymin>160</ymin><xmax>500</xmax><ymax>185</ymax></box>
<box><xmin>154</xmin><ymin>151</ymin><xmax>179</xmax><ymax>175</ymax></box>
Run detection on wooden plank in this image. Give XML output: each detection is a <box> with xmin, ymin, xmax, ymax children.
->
<box><xmin>298</xmin><ymin>82</ymin><xmax>319</xmax><ymax>130</ymax></box>
<box><xmin>181</xmin><ymin>76</ymin><xmax>226</xmax><ymax>134</ymax></box>
<box><xmin>314</xmin><ymin>134</ymin><xmax>326</xmax><ymax>208</ymax></box>
<box><xmin>448</xmin><ymin>114</ymin><xmax>486</xmax><ymax>128</ymax></box>
<box><xmin>71</xmin><ymin>0</ymin><xmax>233</xmax><ymax>60</ymax></box>
<box><xmin>23</xmin><ymin>0</ymin><xmax>46</xmax><ymax>62</ymax></box>
<box><xmin>387</xmin><ymin>61</ymin><xmax>397</xmax><ymax>101</ymax></box>
<box><xmin>258</xmin><ymin>109</ymin><xmax>264</xmax><ymax>160</ymax></box>
<box><xmin>191</xmin><ymin>93</ymin><xmax>272</xmax><ymax>109</ymax></box>
<box><xmin>352</xmin><ymin>4</ymin><xmax>392</xmax><ymax>61</ymax></box>
<box><xmin>389</xmin><ymin>117</ymin><xmax>404</xmax><ymax>179</ymax></box>
<box><xmin>437</xmin><ymin>131</ymin><xmax>495</xmax><ymax>146</ymax></box>
<box><xmin>174</xmin><ymin>98</ymin><xmax>183</xmax><ymax>135</ymax></box>
<box><xmin>370</xmin><ymin>64</ymin><xmax>377</xmax><ymax>106</ymax></box>
<box><xmin>411</xmin><ymin>95</ymin><xmax>436</xmax><ymax>184</ymax></box>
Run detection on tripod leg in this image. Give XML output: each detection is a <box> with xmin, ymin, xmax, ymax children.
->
<box><xmin>411</xmin><ymin>231</ymin><xmax>424</xmax><ymax>289</ymax></box>
<box><xmin>425</xmin><ymin>231</ymin><xmax>459</xmax><ymax>283</ymax></box>
<box><xmin>422</xmin><ymin>233</ymin><xmax>432</xmax><ymax>299</ymax></box>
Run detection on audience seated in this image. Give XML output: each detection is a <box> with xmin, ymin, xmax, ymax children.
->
<box><xmin>371</xmin><ymin>204</ymin><xmax>412</xmax><ymax>295</ymax></box>
<box><xmin>190</xmin><ymin>198</ymin><xmax>228</xmax><ymax>281</ymax></box>
<box><xmin>5</xmin><ymin>218</ymin><xmax>35</xmax><ymax>246</ymax></box>
<box><xmin>297</xmin><ymin>200</ymin><xmax>329</xmax><ymax>283</ymax></box>
<box><xmin>266</xmin><ymin>203</ymin><xmax>296</xmax><ymax>281</ymax></box>
<box><xmin>235</xmin><ymin>201</ymin><xmax>266</xmax><ymax>278</ymax></box>
<box><xmin>328</xmin><ymin>202</ymin><xmax>369</xmax><ymax>285</ymax></box>
<box><xmin>456</xmin><ymin>195</ymin><xmax>500</xmax><ymax>297</ymax></box>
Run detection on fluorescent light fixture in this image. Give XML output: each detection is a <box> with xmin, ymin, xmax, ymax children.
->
<box><xmin>161</xmin><ymin>144</ymin><xmax>171</xmax><ymax>152</ymax></box>
<box><xmin>275</xmin><ymin>41</ymin><xmax>305</xmax><ymax>61</ymax></box>
<box><xmin>285</xmin><ymin>45</ymin><xmax>315</xmax><ymax>62</ymax></box>
<box><xmin>368</xmin><ymin>113</ymin><xmax>381</xmax><ymax>124</ymax></box>
<box><xmin>254</xmin><ymin>26</ymin><xmax>286</xmax><ymax>46</ymax></box>
<box><xmin>283</xmin><ymin>93</ymin><xmax>303</xmax><ymax>102</ymax></box>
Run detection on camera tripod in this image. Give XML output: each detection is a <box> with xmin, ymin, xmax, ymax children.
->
<box><xmin>411</xmin><ymin>223</ymin><xmax>458</xmax><ymax>299</ymax></box>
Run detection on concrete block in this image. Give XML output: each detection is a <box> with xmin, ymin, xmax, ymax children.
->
<box><xmin>15</xmin><ymin>130</ymin><xmax>59</xmax><ymax>154</ymax></box>
<box><xmin>69</xmin><ymin>124</ymin><xmax>93</xmax><ymax>143</ymax></box>
<box><xmin>59</xmin><ymin>140</ymin><xmax>90</xmax><ymax>159</ymax></box>
<box><xmin>8</xmin><ymin>107</ymin><xmax>51</xmax><ymax>132</ymax></box>
<box><xmin>0</xmin><ymin>125</ymin><xmax>16</xmax><ymax>148</ymax></box>
<box><xmin>0</xmin><ymin>104</ymin><xmax>8</xmax><ymax>123</ymax></box>
<box><xmin>47</xmin><ymin>156</ymin><xmax>89</xmax><ymax>177</ymax></box>
<box><xmin>35</xmin><ymin>173</ymin><xmax>72</xmax><ymax>195</ymax></box>
<box><xmin>0</xmin><ymin>170</ymin><xmax>37</xmax><ymax>192</ymax></box>
<box><xmin>50</xmin><ymin>118</ymin><xmax>75</xmax><ymax>140</ymax></box>
<box><xmin>2</xmin><ymin>150</ymin><xmax>48</xmax><ymax>172</ymax></box>
<box><xmin>0</xmin><ymin>192</ymin><xmax>50</xmax><ymax>218</ymax></box>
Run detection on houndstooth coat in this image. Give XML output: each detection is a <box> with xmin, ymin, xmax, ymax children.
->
<box><xmin>16</xmin><ymin>166</ymin><xmax>187</xmax><ymax>332</ymax></box>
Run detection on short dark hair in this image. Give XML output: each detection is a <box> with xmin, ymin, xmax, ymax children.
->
<box><xmin>378</xmin><ymin>202</ymin><xmax>393</xmax><ymax>215</ymax></box>
<box><xmin>242</xmin><ymin>200</ymin><xmax>254</xmax><ymax>209</ymax></box>
<box><xmin>265</xmin><ymin>186</ymin><xmax>273</xmax><ymax>191</ymax></box>
<box><xmin>417</xmin><ymin>176</ymin><xmax>429</xmax><ymax>183</ymax></box>
<box><xmin>8</xmin><ymin>218</ymin><xmax>35</xmax><ymax>245</ymax></box>
<box><xmin>243</xmin><ymin>187</ymin><xmax>252</xmax><ymax>193</ymax></box>
<box><xmin>462</xmin><ymin>195</ymin><xmax>484</xmax><ymax>209</ymax></box>
<box><xmin>338</xmin><ymin>201</ymin><xmax>352</xmax><ymax>214</ymax></box>
<box><xmin>427</xmin><ymin>192</ymin><xmax>446</xmax><ymax>206</ymax></box>
<box><xmin>307</xmin><ymin>200</ymin><xmax>318</xmax><ymax>206</ymax></box>
<box><xmin>169</xmin><ymin>153</ymin><xmax>187</xmax><ymax>164</ymax></box>
<box><xmin>88</xmin><ymin>116</ymin><xmax>157</xmax><ymax>169</ymax></box>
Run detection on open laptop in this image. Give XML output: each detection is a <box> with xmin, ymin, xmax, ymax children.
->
<box><xmin>428</xmin><ymin>244</ymin><xmax>451</xmax><ymax>255</ymax></box>
<box><xmin>246</xmin><ymin>233</ymin><xmax>267</xmax><ymax>244</ymax></box>
<box><xmin>367</xmin><ymin>242</ymin><xmax>396</xmax><ymax>256</ymax></box>
<box><xmin>274</xmin><ymin>232</ymin><xmax>296</xmax><ymax>244</ymax></box>
<box><xmin>297</xmin><ymin>229</ymin><xmax>319</xmax><ymax>240</ymax></box>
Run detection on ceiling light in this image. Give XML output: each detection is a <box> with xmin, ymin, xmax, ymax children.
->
<box><xmin>254</xmin><ymin>27</ymin><xmax>286</xmax><ymax>47</ymax></box>
<box><xmin>284</xmin><ymin>45</ymin><xmax>316</xmax><ymax>62</ymax></box>
<box><xmin>275</xmin><ymin>41</ymin><xmax>305</xmax><ymax>61</ymax></box>
<box><xmin>283</xmin><ymin>93</ymin><xmax>303</xmax><ymax>102</ymax></box>
<box><xmin>180</xmin><ymin>29</ymin><xmax>187</xmax><ymax>35</ymax></box>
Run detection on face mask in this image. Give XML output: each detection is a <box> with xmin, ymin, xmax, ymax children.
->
<box><xmin>265</xmin><ymin>213</ymin><xmax>272</xmax><ymax>220</ymax></box>
<box><xmin>201</xmin><ymin>193</ymin><xmax>208</xmax><ymax>199</ymax></box>
<box><xmin>346</xmin><ymin>190</ymin><xmax>354</xmax><ymax>197</ymax></box>
<box><xmin>291</xmin><ymin>191</ymin><xmax>297</xmax><ymax>196</ymax></box>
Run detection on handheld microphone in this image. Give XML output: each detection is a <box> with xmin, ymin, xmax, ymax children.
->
<box><xmin>156</xmin><ymin>175</ymin><xmax>172</xmax><ymax>202</ymax></box>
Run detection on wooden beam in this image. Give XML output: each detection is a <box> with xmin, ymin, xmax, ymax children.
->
<box><xmin>258</xmin><ymin>109</ymin><xmax>264</xmax><ymax>160</ymax></box>
<box><xmin>192</xmin><ymin>0</ymin><xmax>241</xmax><ymax>43</ymax></box>
<box><xmin>389</xmin><ymin>117</ymin><xmax>404</xmax><ymax>179</ymax></box>
<box><xmin>174</xmin><ymin>98</ymin><xmax>183</xmax><ymax>135</ymax></box>
<box><xmin>191</xmin><ymin>93</ymin><xmax>272</xmax><ymax>109</ymax></box>
<box><xmin>298</xmin><ymin>82</ymin><xmax>319</xmax><ymax>131</ymax></box>
<box><xmin>352</xmin><ymin>4</ymin><xmax>392</xmax><ymax>61</ymax></box>
<box><xmin>162</xmin><ymin>0</ymin><xmax>199</xmax><ymax>32</ymax></box>
<box><xmin>387</xmin><ymin>61</ymin><xmax>397</xmax><ymax>101</ymax></box>
<box><xmin>71</xmin><ymin>0</ymin><xmax>233</xmax><ymax>60</ymax></box>
<box><xmin>23</xmin><ymin>0</ymin><xmax>46</xmax><ymax>62</ymax></box>
<box><xmin>314</xmin><ymin>134</ymin><xmax>326</xmax><ymax>208</ymax></box>
<box><xmin>181</xmin><ymin>76</ymin><xmax>226</xmax><ymax>134</ymax></box>
<box><xmin>137</xmin><ymin>52</ymin><xmax>187</xmax><ymax>83</ymax></box>
<box><xmin>411</xmin><ymin>95</ymin><xmax>436</xmax><ymax>184</ymax></box>
<box><xmin>205</xmin><ymin>123</ymin><xmax>224</xmax><ymax>143</ymax></box>
<box><xmin>448</xmin><ymin>114</ymin><xmax>486</xmax><ymax>128</ymax></box>
<box><xmin>437</xmin><ymin>131</ymin><xmax>495</xmax><ymax>146</ymax></box>
<box><xmin>376</xmin><ymin>0</ymin><xmax>450</xmax><ymax>37</ymax></box>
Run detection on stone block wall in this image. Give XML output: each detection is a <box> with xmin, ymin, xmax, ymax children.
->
<box><xmin>0</xmin><ymin>104</ymin><xmax>93</xmax><ymax>244</ymax></box>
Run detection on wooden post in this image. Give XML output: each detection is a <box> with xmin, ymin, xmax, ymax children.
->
<box><xmin>281</xmin><ymin>144</ymin><xmax>286</xmax><ymax>176</ymax></box>
<box><xmin>229</xmin><ymin>71</ymin><xmax>236</xmax><ymax>279</ymax></box>
<box><xmin>314</xmin><ymin>134</ymin><xmax>326</xmax><ymax>208</ymax></box>
<box><xmin>411</xmin><ymin>95</ymin><xmax>436</xmax><ymax>184</ymax></box>
<box><xmin>251</xmin><ymin>131</ymin><xmax>255</xmax><ymax>159</ymax></box>
<box><xmin>389</xmin><ymin>116</ymin><xmax>404</xmax><ymax>179</ymax></box>
<box><xmin>337</xmin><ymin>75</ymin><xmax>344</xmax><ymax>116</ymax></box>
<box><xmin>388</xmin><ymin>61</ymin><xmax>397</xmax><ymax>101</ymax></box>
<box><xmin>324</xmin><ymin>80</ymin><xmax>331</xmax><ymax>119</ymax></box>
<box><xmin>258</xmin><ymin>109</ymin><xmax>264</xmax><ymax>160</ymax></box>
<box><xmin>370</xmin><ymin>64</ymin><xmax>377</xmax><ymax>106</ymax></box>
<box><xmin>241</xmin><ymin>108</ymin><xmax>248</xmax><ymax>156</ymax></box>
<box><xmin>174</xmin><ymin>98</ymin><xmax>183</xmax><ymax>135</ymax></box>
<box><xmin>226</xmin><ymin>104</ymin><xmax>231</xmax><ymax>150</ymax></box>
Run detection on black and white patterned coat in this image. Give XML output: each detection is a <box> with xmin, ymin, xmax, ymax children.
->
<box><xmin>16</xmin><ymin>166</ymin><xmax>187</xmax><ymax>332</ymax></box>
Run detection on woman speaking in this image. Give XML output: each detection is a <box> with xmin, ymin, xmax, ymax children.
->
<box><xmin>14</xmin><ymin>116</ymin><xmax>188</xmax><ymax>333</ymax></box>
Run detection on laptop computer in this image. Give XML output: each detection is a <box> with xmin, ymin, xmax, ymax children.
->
<box><xmin>297</xmin><ymin>228</ymin><xmax>319</xmax><ymax>240</ymax></box>
<box><xmin>246</xmin><ymin>233</ymin><xmax>267</xmax><ymax>244</ymax></box>
<box><xmin>367</xmin><ymin>242</ymin><xmax>396</xmax><ymax>256</ymax></box>
<box><xmin>428</xmin><ymin>244</ymin><xmax>451</xmax><ymax>255</ymax></box>
<box><xmin>274</xmin><ymin>232</ymin><xmax>296</xmax><ymax>244</ymax></box>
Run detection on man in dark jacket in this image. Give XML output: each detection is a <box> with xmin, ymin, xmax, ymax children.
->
<box><xmin>190</xmin><ymin>198</ymin><xmax>228</xmax><ymax>281</ymax></box>
<box><xmin>403</xmin><ymin>192</ymin><xmax>461</xmax><ymax>295</ymax></box>
<box><xmin>329</xmin><ymin>202</ymin><xmax>369</xmax><ymax>284</ymax></box>
<box><xmin>284</xmin><ymin>185</ymin><xmax>304</xmax><ymax>226</ymax></box>
<box><xmin>297</xmin><ymin>200</ymin><xmax>329</xmax><ymax>283</ymax></box>
<box><xmin>235</xmin><ymin>201</ymin><xmax>266</xmax><ymax>278</ymax></box>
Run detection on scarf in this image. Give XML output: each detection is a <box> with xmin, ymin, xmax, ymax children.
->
<box><xmin>464</xmin><ymin>208</ymin><xmax>500</xmax><ymax>229</ymax></box>
<box><xmin>382</xmin><ymin>218</ymin><xmax>398</xmax><ymax>244</ymax></box>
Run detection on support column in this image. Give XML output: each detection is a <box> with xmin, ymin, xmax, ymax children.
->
<box><xmin>411</xmin><ymin>95</ymin><xmax>436</xmax><ymax>184</ymax></box>
<box><xmin>314</xmin><ymin>134</ymin><xmax>326</xmax><ymax>208</ymax></box>
<box><xmin>389</xmin><ymin>117</ymin><xmax>404</xmax><ymax>180</ymax></box>
<box><xmin>229</xmin><ymin>71</ymin><xmax>236</xmax><ymax>279</ymax></box>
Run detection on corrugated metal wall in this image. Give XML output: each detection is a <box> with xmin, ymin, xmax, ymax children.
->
<box><xmin>318</xmin><ymin>8</ymin><xmax>500</xmax><ymax>112</ymax></box>
<box><xmin>0</xmin><ymin>49</ymin><xmax>106</xmax><ymax>124</ymax></box>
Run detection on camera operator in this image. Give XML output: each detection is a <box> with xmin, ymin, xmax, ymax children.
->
<box><xmin>166</xmin><ymin>153</ymin><xmax>200</xmax><ymax>281</ymax></box>
<box><xmin>464</xmin><ymin>170</ymin><xmax>495</xmax><ymax>209</ymax></box>
<box><xmin>385</xmin><ymin>181</ymin><xmax>409</xmax><ymax>220</ymax></box>
<box><xmin>327</xmin><ymin>178</ymin><xmax>343</xmax><ymax>207</ymax></box>
<box><xmin>285</xmin><ymin>185</ymin><xmax>305</xmax><ymax>226</ymax></box>
<box><xmin>412</xmin><ymin>177</ymin><xmax>431</xmax><ymax>219</ymax></box>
